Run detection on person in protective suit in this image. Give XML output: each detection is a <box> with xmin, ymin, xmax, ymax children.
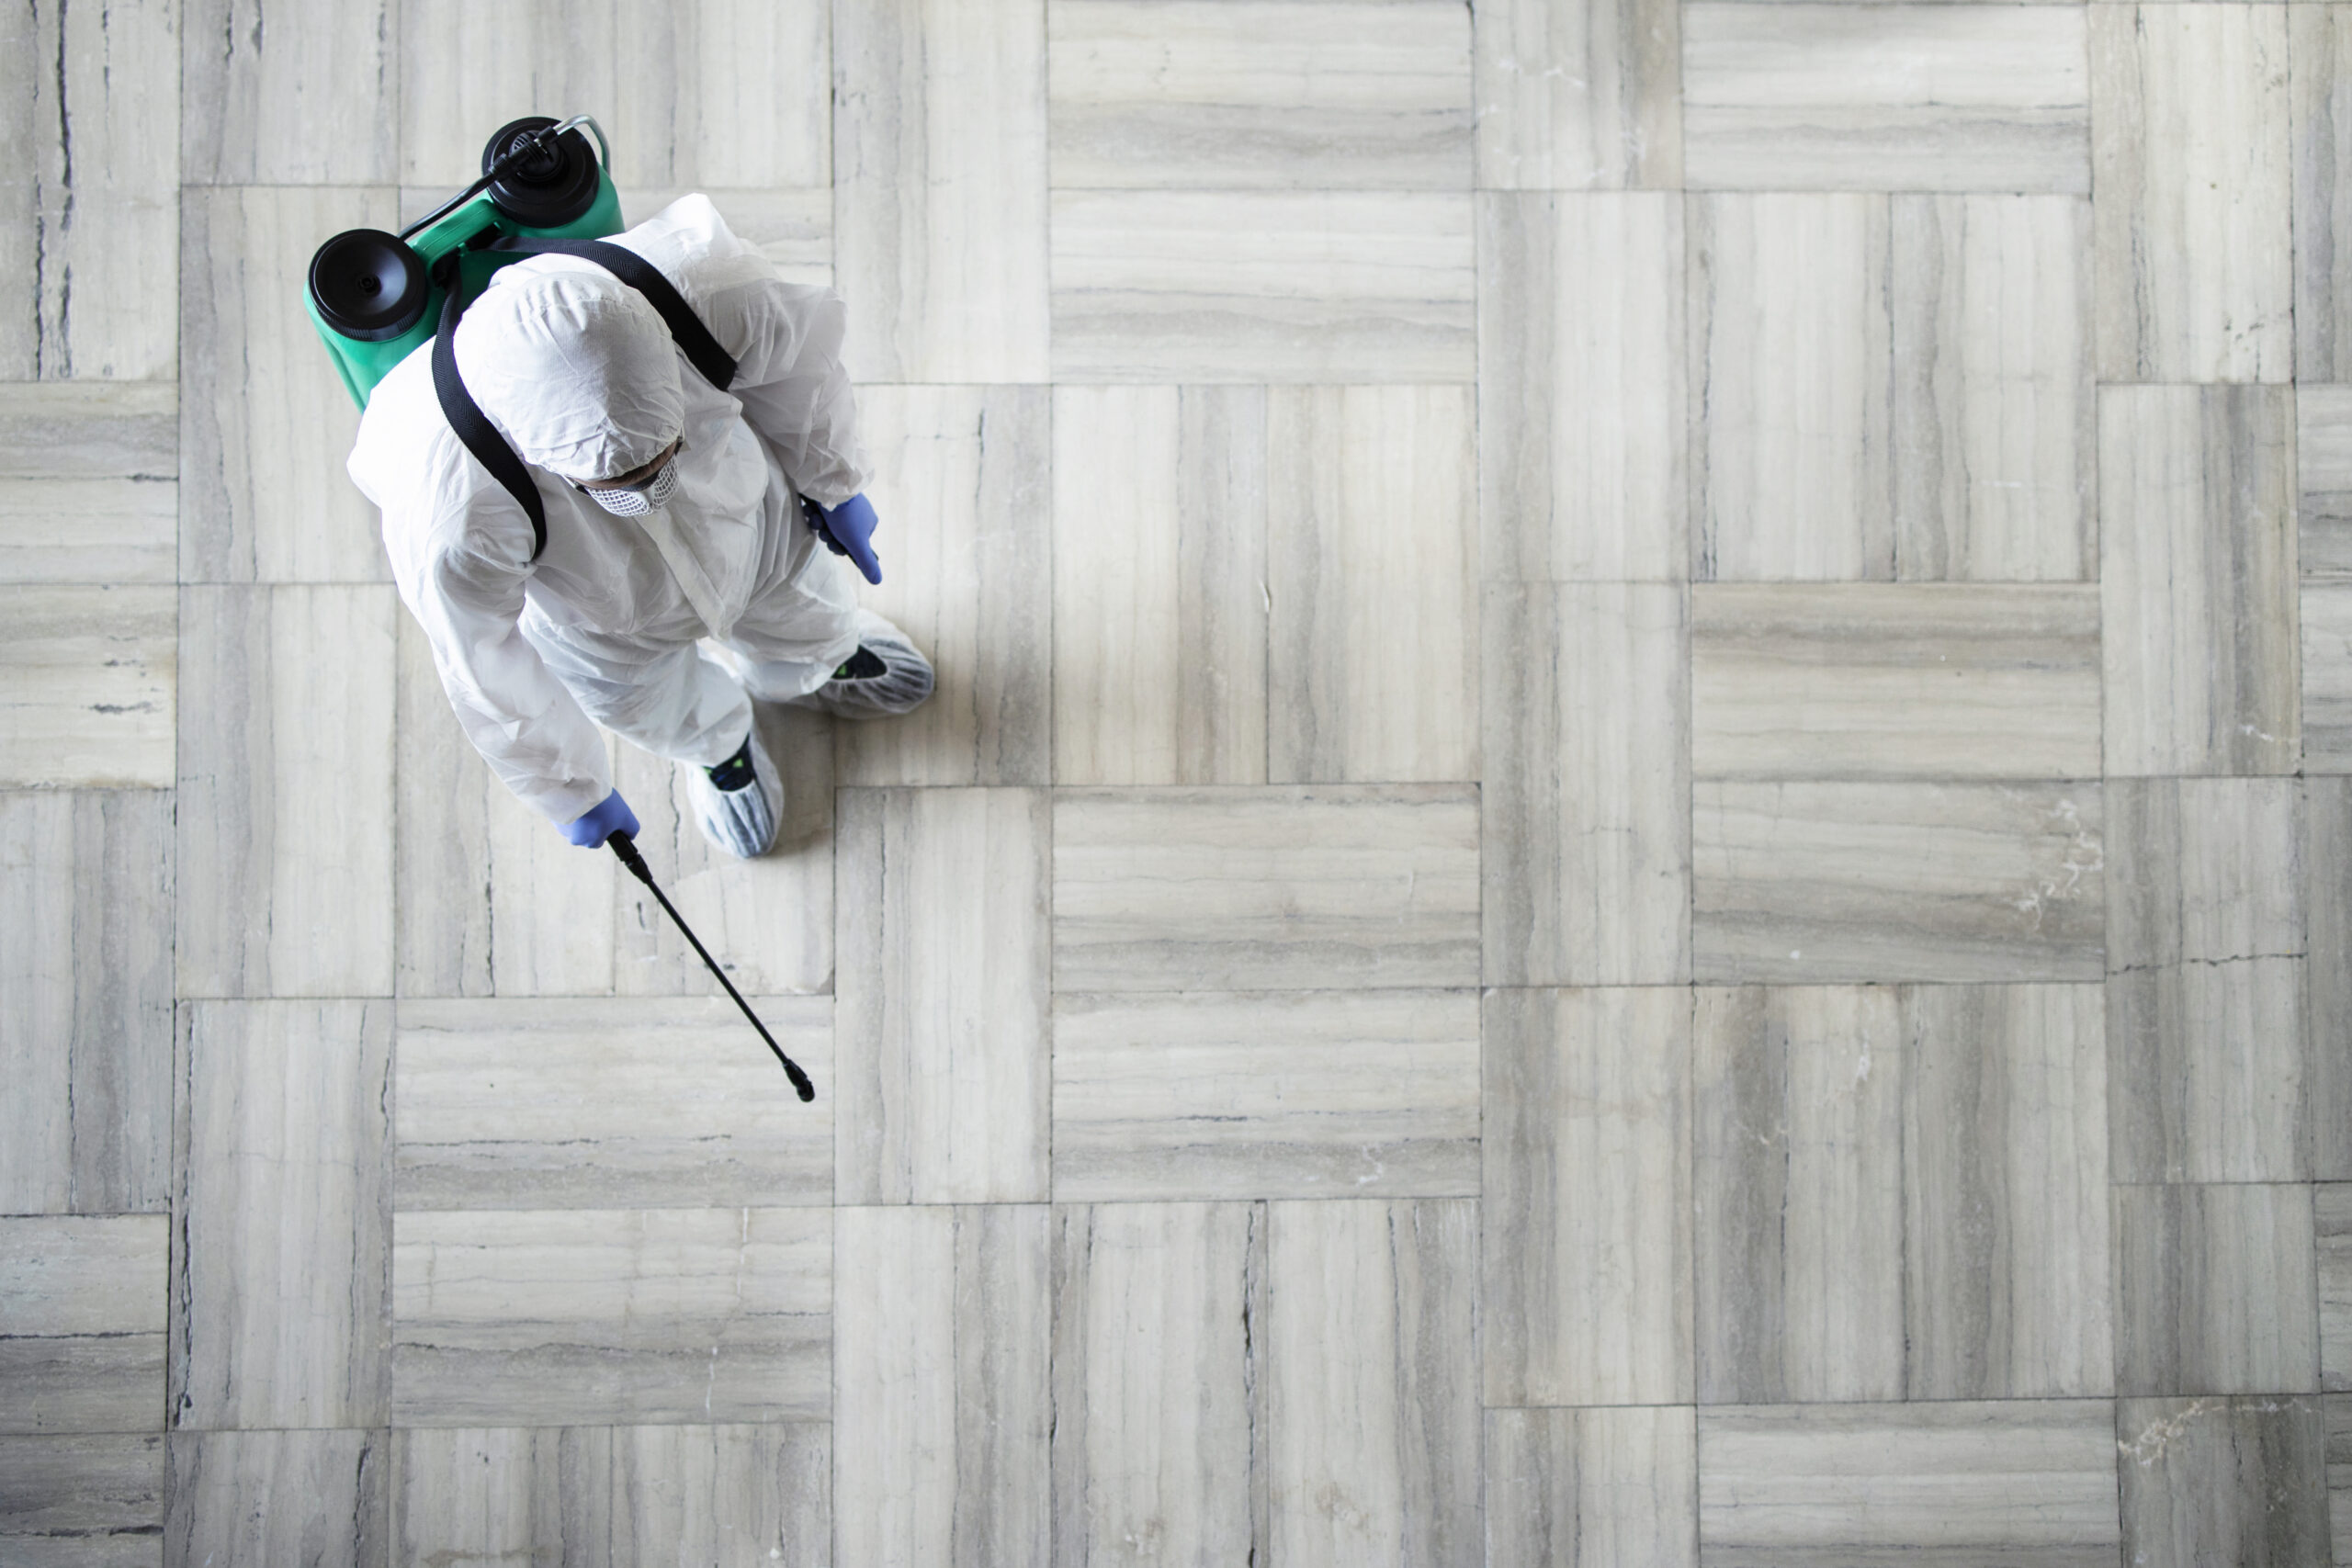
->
<box><xmin>348</xmin><ymin>194</ymin><xmax>932</xmax><ymax>861</ymax></box>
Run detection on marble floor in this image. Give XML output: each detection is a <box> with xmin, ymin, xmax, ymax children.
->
<box><xmin>1</xmin><ymin>0</ymin><xmax>2346</xmax><ymax>1562</ymax></box>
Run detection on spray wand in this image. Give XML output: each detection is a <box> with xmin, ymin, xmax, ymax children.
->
<box><xmin>607</xmin><ymin>829</ymin><xmax>816</xmax><ymax>1103</ymax></box>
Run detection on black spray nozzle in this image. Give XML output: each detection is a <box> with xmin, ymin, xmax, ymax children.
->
<box><xmin>608</xmin><ymin>829</ymin><xmax>817</xmax><ymax>1103</ymax></box>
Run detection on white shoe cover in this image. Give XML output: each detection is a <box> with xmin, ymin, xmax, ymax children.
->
<box><xmin>684</xmin><ymin>724</ymin><xmax>782</xmax><ymax>859</ymax></box>
<box><xmin>799</xmin><ymin>610</ymin><xmax>935</xmax><ymax>719</ymax></box>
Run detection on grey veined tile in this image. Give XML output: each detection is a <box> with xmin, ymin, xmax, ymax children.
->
<box><xmin>180</xmin><ymin>186</ymin><xmax>390</xmax><ymax>584</ymax></box>
<box><xmin>2314</xmin><ymin>779</ymin><xmax>2352</xmax><ymax>1181</ymax></box>
<box><xmin>1484</xmin><ymin>583</ymin><xmax>1690</xmax><ymax>987</ymax></box>
<box><xmin>835</xmin><ymin>0</ymin><xmax>1048</xmax><ymax>382</ymax></box>
<box><xmin>2312</xmin><ymin>585</ymin><xmax>2352</xmax><ymax>771</ymax></box>
<box><xmin>1891</xmin><ymin>195</ymin><xmax>2096</xmax><ymax>583</ymax></box>
<box><xmin>166</xmin><ymin>1428</ymin><xmax>390</xmax><ymax>1568</ymax></box>
<box><xmin>1692</xmin><ymin>781</ymin><xmax>2105</xmax><ymax>985</ymax></box>
<box><xmin>0</xmin><ymin>1215</ymin><xmax>167</xmax><ymax>1434</ymax></box>
<box><xmin>836</xmin><ymin>385</ymin><xmax>1052</xmax><ymax>787</ymax></box>
<box><xmin>1699</xmin><ymin>1402</ymin><xmax>2122</xmax><ymax>1565</ymax></box>
<box><xmin>1052</xmin><ymin>989</ymin><xmax>1481</xmax><ymax>1201</ymax></box>
<box><xmin>2093</xmin><ymin>5</ymin><xmax>2293</xmax><ymax>382</ymax></box>
<box><xmin>1052</xmin><ymin>386</ymin><xmax>1270</xmax><ymax>785</ymax></box>
<box><xmin>1474</xmin><ymin>0</ymin><xmax>1683</xmax><ymax>190</ymax></box>
<box><xmin>834</xmin><ymin>1205</ymin><xmax>1051</xmax><ymax>1568</ymax></box>
<box><xmin>2297</xmin><ymin>13</ymin><xmax>2352</xmax><ymax>383</ymax></box>
<box><xmin>1053</xmin><ymin>786</ymin><xmax>1481</xmax><ymax>991</ymax></box>
<box><xmin>173</xmin><ymin>1000</ymin><xmax>393</xmax><ymax>1431</ymax></box>
<box><xmin>393</xmin><ymin>1424</ymin><xmax>831</xmax><ymax>1568</ymax></box>
<box><xmin>399</xmin><ymin>0</ymin><xmax>831</xmax><ymax>190</ymax></box>
<box><xmin>2303</xmin><ymin>386</ymin><xmax>2352</xmax><ymax>585</ymax></box>
<box><xmin>0</xmin><ymin>0</ymin><xmax>176</xmax><ymax>380</ymax></box>
<box><xmin>1479</xmin><ymin>193</ymin><xmax>1687</xmax><ymax>583</ymax></box>
<box><xmin>1485</xmin><ymin>988</ymin><xmax>1692</xmax><ymax>1407</ymax></box>
<box><xmin>1484</xmin><ymin>1407</ymin><xmax>1696</xmax><ymax>1568</ymax></box>
<box><xmin>0</xmin><ymin>383</ymin><xmax>176</xmax><ymax>585</ymax></box>
<box><xmin>2323</xmin><ymin>1187</ymin><xmax>2352</xmax><ymax>1391</ymax></box>
<box><xmin>177</xmin><ymin>586</ymin><xmax>396</xmax><ymax>998</ymax></box>
<box><xmin>1051</xmin><ymin>190</ymin><xmax>1476</xmax><ymax>382</ymax></box>
<box><xmin>1688</xmin><ymin>195</ymin><xmax>1892</xmax><ymax>582</ymax></box>
<box><xmin>0</xmin><ymin>1433</ymin><xmax>164</xmax><ymax>1560</ymax></box>
<box><xmin>1266</xmin><ymin>385</ymin><xmax>1478</xmax><ymax>784</ymax></box>
<box><xmin>0</xmin><ymin>586</ymin><xmax>175</xmax><ymax>788</ymax></box>
<box><xmin>1050</xmin><ymin>0</ymin><xmax>1472</xmax><ymax>188</ymax></box>
<box><xmin>1690</xmin><ymin>584</ymin><xmax>2103</xmax><ymax>780</ymax></box>
<box><xmin>1266</xmin><ymin>1199</ymin><xmax>1480</xmax><ymax>1568</ymax></box>
<box><xmin>394</xmin><ymin>998</ymin><xmax>834</xmax><ymax>1211</ymax></box>
<box><xmin>392</xmin><ymin>1208</ymin><xmax>831</xmax><ymax>1426</ymax></box>
<box><xmin>2118</xmin><ymin>1396</ymin><xmax>2328</xmax><ymax>1568</ymax></box>
<box><xmin>836</xmin><ymin>787</ymin><xmax>1051</xmax><ymax>1205</ymax></box>
<box><xmin>1051</xmin><ymin>1203</ymin><xmax>1266</xmax><ymax>1568</ymax></box>
<box><xmin>2113</xmin><ymin>1183</ymin><xmax>2318</xmax><ymax>1397</ymax></box>
<box><xmin>0</xmin><ymin>792</ymin><xmax>173</xmax><ymax>1216</ymax></box>
<box><xmin>2107</xmin><ymin>779</ymin><xmax>2311</xmax><ymax>1183</ymax></box>
<box><xmin>184</xmin><ymin>0</ymin><xmax>395</xmax><ymax>182</ymax></box>
<box><xmin>1684</xmin><ymin>6</ymin><xmax>2090</xmax><ymax>192</ymax></box>
<box><xmin>2099</xmin><ymin>385</ymin><xmax>2300</xmax><ymax>777</ymax></box>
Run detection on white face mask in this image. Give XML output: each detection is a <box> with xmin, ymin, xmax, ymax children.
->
<box><xmin>579</xmin><ymin>447</ymin><xmax>681</xmax><ymax>516</ymax></box>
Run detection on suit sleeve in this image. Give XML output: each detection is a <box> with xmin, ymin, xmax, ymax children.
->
<box><xmin>722</xmin><ymin>278</ymin><xmax>870</xmax><ymax>508</ymax></box>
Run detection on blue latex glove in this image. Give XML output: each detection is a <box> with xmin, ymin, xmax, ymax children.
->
<box><xmin>561</xmin><ymin>789</ymin><xmax>639</xmax><ymax>848</ymax></box>
<box><xmin>806</xmin><ymin>491</ymin><xmax>883</xmax><ymax>585</ymax></box>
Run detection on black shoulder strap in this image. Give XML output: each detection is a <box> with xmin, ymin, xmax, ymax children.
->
<box><xmin>427</xmin><ymin>239</ymin><xmax>738</xmax><ymax>563</ymax></box>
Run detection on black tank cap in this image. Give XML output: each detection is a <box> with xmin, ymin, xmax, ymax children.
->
<box><xmin>308</xmin><ymin>229</ymin><xmax>430</xmax><ymax>342</ymax></box>
<box><xmin>481</xmin><ymin>116</ymin><xmax>602</xmax><ymax>229</ymax></box>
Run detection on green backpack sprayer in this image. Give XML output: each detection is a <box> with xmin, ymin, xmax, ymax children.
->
<box><xmin>305</xmin><ymin>115</ymin><xmax>816</xmax><ymax>1103</ymax></box>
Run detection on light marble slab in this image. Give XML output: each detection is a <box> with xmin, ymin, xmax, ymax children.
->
<box><xmin>1688</xmin><ymin>195</ymin><xmax>1893</xmax><ymax>581</ymax></box>
<box><xmin>180</xmin><ymin>186</ymin><xmax>388</xmax><ymax>584</ymax></box>
<box><xmin>835</xmin><ymin>385</ymin><xmax>1052</xmax><ymax>786</ymax></box>
<box><xmin>1051</xmin><ymin>385</ymin><xmax>1269</xmax><ymax>786</ymax></box>
<box><xmin>0</xmin><ymin>792</ymin><xmax>173</xmax><ymax>1215</ymax></box>
<box><xmin>835</xmin><ymin>787</ymin><xmax>1050</xmax><ymax>1205</ymax></box>
<box><xmin>1049</xmin><ymin>0</ymin><xmax>1472</xmax><ymax>188</ymax></box>
<box><xmin>0</xmin><ymin>586</ymin><xmax>174</xmax><ymax>788</ymax></box>
<box><xmin>0</xmin><ymin>1433</ymin><xmax>164</xmax><ymax>1562</ymax></box>
<box><xmin>1690</xmin><ymin>584</ymin><xmax>2103</xmax><ymax>779</ymax></box>
<box><xmin>1484</xmin><ymin>987</ymin><xmax>1691</xmax><ymax>1407</ymax></box>
<box><xmin>391</xmin><ymin>1207</ymin><xmax>831</xmax><ymax>1426</ymax></box>
<box><xmin>612</xmin><ymin>701</ymin><xmax>835</xmax><ymax>998</ymax></box>
<box><xmin>1694</xmin><ymin>986</ymin><xmax>1905</xmax><ymax>1404</ymax></box>
<box><xmin>1052</xmin><ymin>989</ymin><xmax>1481</xmax><ymax>1201</ymax></box>
<box><xmin>1484</xmin><ymin>1406</ymin><xmax>1696</xmax><ymax>1568</ymax></box>
<box><xmin>0</xmin><ymin>1216</ymin><xmax>166</xmax><ymax>1434</ymax></box>
<box><xmin>165</xmin><ymin>1428</ymin><xmax>390</xmax><ymax>1568</ymax></box>
<box><xmin>2305</xmin><ymin>385</ymin><xmax>2352</xmax><ymax>586</ymax></box>
<box><xmin>1479</xmin><ymin>192</ymin><xmax>1686</xmax><ymax>583</ymax></box>
<box><xmin>620</xmin><ymin>187</ymin><xmax>833</xmax><ymax>288</ymax></box>
<box><xmin>834</xmin><ymin>0</ymin><xmax>1049</xmax><ymax>382</ymax></box>
<box><xmin>2100</xmin><ymin>385</ymin><xmax>2300</xmax><ymax>776</ymax></box>
<box><xmin>1050</xmin><ymin>1202</ymin><xmax>1265</xmax><ymax>1568</ymax></box>
<box><xmin>1903</xmin><ymin>984</ymin><xmax>2112</xmax><ymax>1399</ymax></box>
<box><xmin>0</xmin><ymin>0</ymin><xmax>175</xmax><ymax>380</ymax></box>
<box><xmin>833</xmin><ymin>1204</ymin><xmax>1051</xmax><ymax>1568</ymax></box>
<box><xmin>1475</xmin><ymin>0</ymin><xmax>1682</xmax><ymax>190</ymax></box>
<box><xmin>1691</xmin><ymin>780</ymin><xmax>2106</xmax><ymax>984</ymax></box>
<box><xmin>394</xmin><ymin>997</ymin><xmax>834</xmax><ymax>1210</ymax></box>
<box><xmin>2112</xmin><ymin>1182</ymin><xmax>2319</xmax><ymax>1397</ymax></box>
<box><xmin>1698</xmin><ymin>1402</ymin><xmax>2122</xmax><ymax>1563</ymax></box>
<box><xmin>2092</xmin><ymin>6</ymin><xmax>2293</xmax><ymax>381</ymax></box>
<box><xmin>393</xmin><ymin>1424</ymin><xmax>831</xmax><ymax>1567</ymax></box>
<box><xmin>0</xmin><ymin>382</ymin><xmax>175</xmax><ymax>584</ymax></box>
<box><xmin>176</xmin><ymin>586</ymin><xmax>396</xmax><ymax>998</ymax></box>
<box><xmin>1052</xmin><ymin>786</ymin><xmax>1482</xmax><ymax>991</ymax></box>
<box><xmin>183</xmin><ymin>0</ymin><xmax>395</xmax><ymax>182</ymax></box>
<box><xmin>1266</xmin><ymin>1198</ymin><xmax>1479</xmax><ymax>1568</ymax></box>
<box><xmin>1266</xmin><ymin>385</ymin><xmax>1477</xmax><ymax>783</ymax></box>
<box><xmin>1684</xmin><ymin>6</ymin><xmax>2090</xmax><ymax>192</ymax></box>
<box><xmin>172</xmin><ymin>1000</ymin><xmax>392</xmax><ymax>1431</ymax></box>
<box><xmin>2107</xmin><ymin>778</ymin><xmax>2310</xmax><ymax>1183</ymax></box>
<box><xmin>2117</xmin><ymin>1396</ymin><xmax>2329</xmax><ymax>1568</ymax></box>
<box><xmin>2324</xmin><ymin>1187</ymin><xmax>2352</xmax><ymax>1392</ymax></box>
<box><xmin>2298</xmin><ymin>12</ymin><xmax>2352</xmax><ymax>383</ymax></box>
<box><xmin>1484</xmin><ymin>582</ymin><xmax>1690</xmax><ymax>987</ymax></box>
<box><xmin>2312</xmin><ymin>586</ymin><xmax>2352</xmax><ymax>770</ymax></box>
<box><xmin>2332</xmin><ymin>1397</ymin><xmax>2352</xmax><ymax>1568</ymax></box>
<box><xmin>1892</xmin><ymin>195</ymin><xmax>2096</xmax><ymax>582</ymax></box>
<box><xmin>1050</xmin><ymin>190</ymin><xmax>1476</xmax><ymax>382</ymax></box>
<box><xmin>398</xmin><ymin>0</ymin><xmax>831</xmax><ymax>189</ymax></box>
<box><xmin>392</xmin><ymin>612</ymin><xmax>618</xmax><ymax>999</ymax></box>
<box><xmin>2314</xmin><ymin>779</ymin><xmax>2352</xmax><ymax>1180</ymax></box>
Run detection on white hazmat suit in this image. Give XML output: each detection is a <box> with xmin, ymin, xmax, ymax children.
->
<box><xmin>349</xmin><ymin>195</ymin><xmax>878</xmax><ymax>831</ymax></box>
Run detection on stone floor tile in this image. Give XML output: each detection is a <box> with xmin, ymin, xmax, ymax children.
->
<box><xmin>0</xmin><ymin>1216</ymin><xmax>166</xmax><ymax>1434</ymax></box>
<box><xmin>0</xmin><ymin>383</ymin><xmax>176</xmax><ymax>585</ymax></box>
<box><xmin>0</xmin><ymin>586</ymin><xmax>174</xmax><ymax>789</ymax></box>
<box><xmin>2313</xmin><ymin>779</ymin><xmax>2352</xmax><ymax>1179</ymax></box>
<box><xmin>2118</xmin><ymin>1395</ymin><xmax>2328</xmax><ymax>1568</ymax></box>
<box><xmin>0</xmin><ymin>1434</ymin><xmax>164</xmax><ymax>1561</ymax></box>
<box><xmin>165</xmin><ymin>1428</ymin><xmax>390</xmax><ymax>1568</ymax></box>
<box><xmin>2113</xmin><ymin>1183</ymin><xmax>2319</xmax><ymax>1398</ymax></box>
<box><xmin>2294</xmin><ymin>10</ymin><xmax>2352</xmax><ymax>382</ymax></box>
<box><xmin>1485</xmin><ymin>1406</ymin><xmax>1696</xmax><ymax>1568</ymax></box>
<box><xmin>184</xmin><ymin>0</ymin><xmax>393</xmax><ymax>183</ymax></box>
<box><xmin>1475</xmin><ymin>0</ymin><xmax>1682</xmax><ymax>190</ymax></box>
